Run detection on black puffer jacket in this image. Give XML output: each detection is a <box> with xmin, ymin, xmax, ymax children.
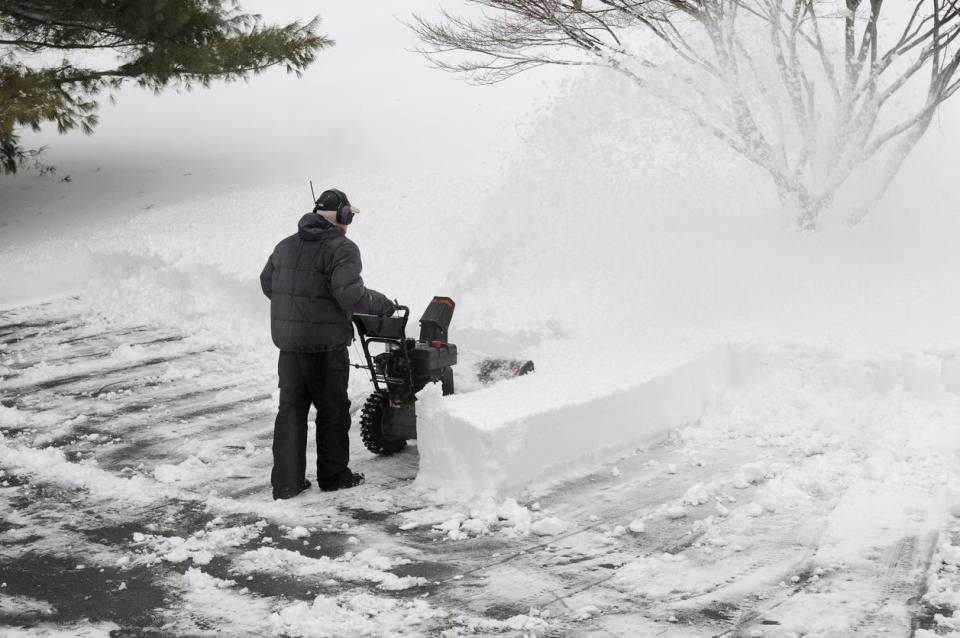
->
<box><xmin>260</xmin><ymin>214</ymin><xmax>394</xmax><ymax>352</ymax></box>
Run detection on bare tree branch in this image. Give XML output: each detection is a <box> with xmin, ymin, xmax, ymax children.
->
<box><xmin>413</xmin><ymin>0</ymin><xmax>960</xmax><ymax>229</ymax></box>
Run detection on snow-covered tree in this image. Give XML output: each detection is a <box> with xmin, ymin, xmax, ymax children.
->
<box><xmin>0</xmin><ymin>0</ymin><xmax>331</xmax><ymax>174</ymax></box>
<box><xmin>415</xmin><ymin>1</ymin><xmax>960</xmax><ymax>229</ymax></box>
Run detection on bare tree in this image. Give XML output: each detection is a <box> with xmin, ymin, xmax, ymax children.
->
<box><xmin>414</xmin><ymin>1</ymin><xmax>960</xmax><ymax>229</ymax></box>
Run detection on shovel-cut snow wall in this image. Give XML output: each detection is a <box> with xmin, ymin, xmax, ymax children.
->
<box><xmin>415</xmin><ymin>346</ymin><xmax>731</xmax><ymax>495</ymax></box>
<box><xmin>942</xmin><ymin>355</ymin><xmax>960</xmax><ymax>396</ymax></box>
<box><xmin>415</xmin><ymin>344</ymin><xmax>955</xmax><ymax>496</ymax></box>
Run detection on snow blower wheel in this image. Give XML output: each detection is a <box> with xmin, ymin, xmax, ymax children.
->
<box><xmin>359</xmin><ymin>390</ymin><xmax>407</xmax><ymax>456</ymax></box>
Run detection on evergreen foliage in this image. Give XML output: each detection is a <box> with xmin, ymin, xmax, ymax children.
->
<box><xmin>0</xmin><ymin>0</ymin><xmax>331</xmax><ymax>174</ymax></box>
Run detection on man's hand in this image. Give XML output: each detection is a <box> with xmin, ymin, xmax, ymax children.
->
<box><xmin>381</xmin><ymin>299</ymin><xmax>398</xmax><ymax>316</ymax></box>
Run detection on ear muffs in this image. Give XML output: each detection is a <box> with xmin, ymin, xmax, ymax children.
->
<box><xmin>330</xmin><ymin>188</ymin><xmax>354</xmax><ymax>225</ymax></box>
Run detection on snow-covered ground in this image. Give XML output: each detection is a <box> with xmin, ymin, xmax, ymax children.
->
<box><xmin>3</xmin><ymin>0</ymin><xmax>960</xmax><ymax>636</ymax></box>
<box><xmin>3</xmin><ymin>300</ymin><xmax>960</xmax><ymax>636</ymax></box>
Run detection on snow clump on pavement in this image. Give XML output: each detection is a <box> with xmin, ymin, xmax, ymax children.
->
<box><xmin>398</xmin><ymin>497</ymin><xmax>570</xmax><ymax>540</ymax></box>
<box><xmin>0</xmin><ymin>622</ymin><xmax>121</xmax><ymax>637</ymax></box>
<box><xmin>627</xmin><ymin>519</ymin><xmax>646</xmax><ymax>534</ymax></box>
<box><xmin>0</xmin><ymin>405</ymin><xmax>28</xmax><ymax>428</ymax></box>
<box><xmin>268</xmin><ymin>593</ymin><xmax>441</xmax><ymax>637</ymax></box>
<box><xmin>530</xmin><ymin>517</ymin><xmax>568</xmax><ymax>536</ymax></box>
<box><xmin>132</xmin><ymin>523</ymin><xmax>264</xmax><ymax>566</ymax></box>
<box><xmin>234</xmin><ymin>547</ymin><xmax>426</xmax><ymax>591</ymax></box>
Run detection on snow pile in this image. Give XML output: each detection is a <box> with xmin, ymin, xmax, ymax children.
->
<box><xmin>686</xmin><ymin>344</ymin><xmax>960</xmax><ymax>522</ymax></box>
<box><xmin>627</xmin><ymin>519</ymin><xmax>646</xmax><ymax>534</ymax></box>
<box><xmin>269</xmin><ymin>593</ymin><xmax>551</xmax><ymax>638</ymax></box>
<box><xmin>458</xmin><ymin>613</ymin><xmax>551</xmax><ymax>635</ymax></box>
<box><xmin>920</xmin><ymin>526</ymin><xmax>960</xmax><ymax>635</ymax></box>
<box><xmin>132</xmin><ymin>523</ymin><xmax>265</xmax><ymax>566</ymax></box>
<box><xmin>148</xmin><ymin>441</ymin><xmax>269</xmax><ymax>489</ymax></box>
<box><xmin>0</xmin><ymin>624</ymin><xmax>121</xmax><ymax>638</ymax></box>
<box><xmin>169</xmin><ymin>567</ymin><xmax>275</xmax><ymax>635</ymax></box>
<box><xmin>398</xmin><ymin>497</ymin><xmax>571</xmax><ymax>540</ymax></box>
<box><xmin>0</xmin><ymin>438</ymin><xmax>160</xmax><ymax>504</ymax></box>
<box><xmin>182</xmin><ymin>567</ymin><xmax>236</xmax><ymax>592</ymax></box>
<box><xmin>612</xmin><ymin>552</ymin><xmax>693</xmax><ymax>599</ymax></box>
<box><xmin>0</xmin><ymin>593</ymin><xmax>55</xmax><ymax>617</ymax></box>
<box><xmin>268</xmin><ymin>593</ymin><xmax>441</xmax><ymax>638</ymax></box>
<box><xmin>417</xmin><ymin>345</ymin><xmax>729</xmax><ymax>494</ymax></box>
<box><xmin>153</xmin><ymin>449</ymin><xmax>262</xmax><ymax>486</ymax></box>
<box><xmin>174</xmin><ymin>564</ymin><xmax>551</xmax><ymax>637</ymax></box>
<box><xmin>417</xmin><ymin>342</ymin><xmax>960</xmax><ymax>495</ymax></box>
<box><xmin>0</xmin><ymin>405</ymin><xmax>28</xmax><ymax>428</ymax></box>
<box><xmin>153</xmin><ymin>457</ymin><xmax>211</xmax><ymax>484</ymax></box>
<box><xmin>283</xmin><ymin>525</ymin><xmax>311</xmax><ymax>540</ymax></box>
<box><xmin>590</xmin><ymin>341</ymin><xmax>960</xmax><ymax>634</ymax></box>
<box><xmin>234</xmin><ymin>547</ymin><xmax>426</xmax><ymax>591</ymax></box>
<box><xmin>530</xmin><ymin>517</ymin><xmax>568</xmax><ymax>536</ymax></box>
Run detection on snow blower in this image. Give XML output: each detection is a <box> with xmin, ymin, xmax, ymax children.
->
<box><xmin>353</xmin><ymin>297</ymin><xmax>459</xmax><ymax>455</ymax></box>
<box><xmin>353</xmin><ymin>296</ymin><xmax>535</xmax><ymax>456</ymax></box>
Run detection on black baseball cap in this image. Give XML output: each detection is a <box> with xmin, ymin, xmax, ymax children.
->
<box><xmin>315</xmin><ymin>188</ymin><xmax>349</xmax><ymax>211</ymax></box>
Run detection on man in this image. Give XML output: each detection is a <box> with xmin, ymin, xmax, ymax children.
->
<box><xmin>260</xmin><ymin>188</ymin><xmax>395</xmax><ymax>500</ymax></box>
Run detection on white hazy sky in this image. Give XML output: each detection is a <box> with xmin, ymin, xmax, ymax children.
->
<box><xmin>2</xmin><ymin>1</ymin><xmax>957</xmax><ymax>234</ymax></box>
<box><xmin>4</xmin><ymin>1</ymin><xmax>558</xmax><ymax>209</ymax></box>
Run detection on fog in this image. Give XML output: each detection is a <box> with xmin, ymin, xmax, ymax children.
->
<box><xmin>0</xmin><ymin>0</ymin><xmax>560</xmax><ymax>237</ymax></box>
<box><xmin>1</xmin><ymin>0</ymin><xmax>957</xmax><ymax>241</ymax></box>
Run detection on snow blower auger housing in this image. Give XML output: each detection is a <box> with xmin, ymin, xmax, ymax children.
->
<box><xmin>352</xmin><ymin>297</ymin><xmax>457</xmax><ymax>455</ymax></box>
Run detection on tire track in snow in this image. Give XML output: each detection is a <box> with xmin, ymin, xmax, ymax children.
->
<box><xmin>412</xmin><ymin>439</ymin><xmax>780</xmax><ymax>626</ymax></box>
<box><xmin>689</xmin><ymin>467</ymin><xmax>948</xmax><ymax>636</ymax></box>
<box><xmin>707</xmin><ymin>532</ymin><xmax>940</xmax><ymax>638</ymax></box>
<box><xmin>387</xmin><ymin>436</ymin><xmax>821</xmax><ymax>633</ymax></box>
<box><xmin>0</xmin><ymin>318</ymin><xmax>78</xmax><ymax>346</ymax></box>
<box><xmin>851</xmin><ymin>532</ymin><xmax>940</xmax><ymax>636</ymax></box>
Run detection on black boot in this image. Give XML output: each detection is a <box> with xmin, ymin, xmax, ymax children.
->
<box><xmin>273</xmin><ymin>478</ymin><xmax>312</xmax><ymax>501</ymax></box>
<box><xmin>318</xmin><ymin>471</ymin><xmax>365</xmax><ymax>492</ymax></box>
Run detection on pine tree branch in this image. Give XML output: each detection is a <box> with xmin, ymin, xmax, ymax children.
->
<box><xmin>0</xmin><ymin>37</ymin><xmax>127</xmax><ymax>50</ymax></box>
<box><xmin>0</xmin><ymin>1</ymin><xmax>330</xmax><ymax>174</ymax></box>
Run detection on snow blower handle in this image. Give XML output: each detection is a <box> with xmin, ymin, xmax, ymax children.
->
<box><xmin>392</xmin><ymin>301</ymin><xmax>408</xmax><ymax>319</ymax></box>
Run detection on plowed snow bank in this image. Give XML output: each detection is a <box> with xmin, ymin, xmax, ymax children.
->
<box><xmin>415</xmin><ymin>343</ymin><xmax>960</xmax><ymax>495</ymax></box>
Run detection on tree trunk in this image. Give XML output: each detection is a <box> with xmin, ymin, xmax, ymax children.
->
<box><xmin>778</xmin><ymin>184</ymin><xmax>835</xmax><ymax>231</ymax></box>
<box><xmin>844</xmin><ymin>114</ymin><xmax>935</xmax><ymax>225</ymax></box>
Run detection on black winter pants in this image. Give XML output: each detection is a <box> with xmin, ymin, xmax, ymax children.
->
<box><xmin>272</xmin><ymin>349</ymin><xmax>352</xmax><ymax>497</ymax></box>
